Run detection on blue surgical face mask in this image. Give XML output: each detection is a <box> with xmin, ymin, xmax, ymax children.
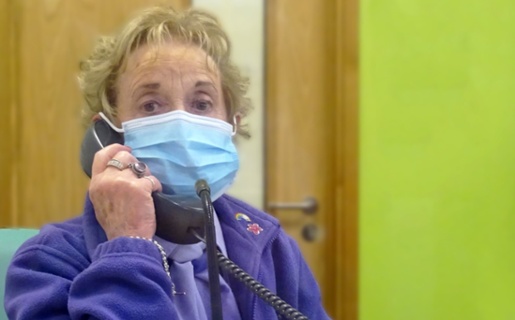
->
<box><xmin>99</xmin><ymin>110</ymin><xmax>239</xmax><ymax>201</ymax></box>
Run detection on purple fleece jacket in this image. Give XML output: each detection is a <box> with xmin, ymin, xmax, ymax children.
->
<box><xmin>4</xmin><ymin>194</ymin><xmax>330</xmax><ymax>319</ymax></box>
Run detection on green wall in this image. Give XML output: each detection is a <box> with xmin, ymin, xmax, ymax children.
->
<box><xmin>360</xmin><ymin>0</ymin><xmax>515</xmax><ymax>319</ymax></box>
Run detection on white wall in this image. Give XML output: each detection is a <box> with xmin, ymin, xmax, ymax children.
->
<box><xmin>193</xmin><ymin>0</ymin><xmax>265</xmax><ymax>209</ymax></box>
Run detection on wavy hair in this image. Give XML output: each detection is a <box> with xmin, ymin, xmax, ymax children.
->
<box><xmin>78</xmin><ymin>6</ymin><xmax>252</xmax><ymax>137</ymax></box>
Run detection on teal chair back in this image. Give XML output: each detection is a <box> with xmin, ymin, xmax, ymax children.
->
<box><xmin>0</xmin><ymin>228</ymin><xmax>39</xmax><ymax>320</ymax></box>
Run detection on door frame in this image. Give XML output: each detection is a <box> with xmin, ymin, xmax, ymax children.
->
<box><xmin>334</xmin><ymin>0</ymin><xmax>359</xmax><ymax>318</ymax></box>
<box><xmin>265</xmin><ymin>0</ymin><xmax>358</xmax><ymax>318</ymax></box>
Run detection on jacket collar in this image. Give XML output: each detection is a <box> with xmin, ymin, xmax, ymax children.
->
<box><xmin>213</xmin><ymin>194</ymin><xmax>281</xmax><ymax>320</ymax></box>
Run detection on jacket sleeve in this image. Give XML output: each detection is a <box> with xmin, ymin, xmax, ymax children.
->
<box><xmin>258</xmin><ymin>231</ymin><xmax>332</xmax><ymax>320</ymax></box>
<box><xmin>4</xmin><ymin>236</ymin><xmax>178</xmax><ymax>320</ymax></box>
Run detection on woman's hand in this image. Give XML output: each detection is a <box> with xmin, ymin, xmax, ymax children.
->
<box><xmin>89</xmin><ymin>143</ymin><xmax>163</xmax><ymax>240</ymax></box>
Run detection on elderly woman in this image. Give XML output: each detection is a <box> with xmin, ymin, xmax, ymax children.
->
<box><xmin>4</xmin><ymin>6</ymin><xmax>329</xmax><ymax>320</ymax></box>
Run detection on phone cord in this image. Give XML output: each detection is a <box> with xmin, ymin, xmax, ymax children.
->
<box><xmin>217</xmin><ymin>251</ymin><xmax>309</xmax><ymax>320</ymax></box>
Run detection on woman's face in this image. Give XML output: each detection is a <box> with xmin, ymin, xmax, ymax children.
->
<box><xmin>114</xmin><ymin>41</ymin><xmax>227</xmax><ymax>125</ymax></box>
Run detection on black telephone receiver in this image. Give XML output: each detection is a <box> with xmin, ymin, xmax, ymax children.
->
<box><xmin>80</xmin><ymin>119</ymin><xmax>205</xmax><ymax>244</ymax></box>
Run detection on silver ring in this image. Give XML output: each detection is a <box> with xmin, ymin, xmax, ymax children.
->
<box><xmin>143</xmin><ymin>176</ymin><xmax>155</xmax><ymax>189</ymax></box>
<box><xmin>128</xmin><ymin>161</ymin><xmax>147</xmax><ymax>178</ymax></box>
<box><xmin>106</xmin><ymin>158</ymin><xmax>126</xmax><ymax>170</ymax></box>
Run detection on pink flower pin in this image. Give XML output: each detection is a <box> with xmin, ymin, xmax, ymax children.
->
<box><xmin>247</xmin><ymin>223</ymin><xmax>263</xmax><ymax>235</ymax></box>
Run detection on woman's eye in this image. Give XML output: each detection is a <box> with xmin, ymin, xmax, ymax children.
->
<box><xmin>192</xmin><ymin>100</ymin><xmax>212</xmax><ymax>112</ymax></box>
<box><xmin>142</xmin><ymin>101</ymin><xmax>160</xmax><ymax>113</ymax></box>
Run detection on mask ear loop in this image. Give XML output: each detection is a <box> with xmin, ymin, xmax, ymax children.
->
<box><xmin>98</xmin><ymin>112</ymin><xmax>125</xmax><ymax>133</ymax></box>
<box><xmin>231</xmin><ymin>115</ymin><xmax>238</xmax><ymax>136</ymax></box>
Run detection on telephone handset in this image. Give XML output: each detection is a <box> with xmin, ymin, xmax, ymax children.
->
<box><xmin>80</xmin><ymin>118</ymin><xmax>205</xmax><ymax>244</ymax></box>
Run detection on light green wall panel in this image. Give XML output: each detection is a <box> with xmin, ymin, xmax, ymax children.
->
<box><xmin>360</xmin><ymin>0</ymin><xmax>515</xmax><ymax>319</ymax></box>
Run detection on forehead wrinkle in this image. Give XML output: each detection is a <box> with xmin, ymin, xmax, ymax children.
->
<box><xmin>120</xmin><ymin>42</ymin><xmax>223</xmax><ymax>100</ymax></box>
<box><xmin>126</xmin><ymin>67</ymin><xmax>169</xmax><ymax>97</ymax></box>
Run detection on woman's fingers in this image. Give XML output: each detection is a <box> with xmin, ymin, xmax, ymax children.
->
<box><xmin>89</xmin><ymin>142</ymin><xmax>164</xmax><ymax>240</ymax></box>
<box><xmin>91</xmin><ymin>143</ymin><xmax>131</xmax><ymax>176</ymax></box>
<box><xmin>140</xmin><ymin>175</ymin><xmax>163</xmax><ymax>193</ymax></box>
<box><xmin>91</xmin><ymin>144</ymin><xmax>162</xmax><ymax>192</ymax></box>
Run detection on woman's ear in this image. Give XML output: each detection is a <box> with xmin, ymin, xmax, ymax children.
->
<box><xmin>91</xmin><ymin>114</ymin><xmax>101</xmax><ymax>122</ymax></box>
<box><xmin>233</xmin><ymin>112</ymin><xmax>242</xmax><ymax>127</ymax></box>
<box><xmin>231</xmin><ymin>112</ymin><xmax>242</xmax><ymax>136</ymax></box>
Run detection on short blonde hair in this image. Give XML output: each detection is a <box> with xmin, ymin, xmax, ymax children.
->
<box><xmin>78</xmin><ymin>6</ymin><xmax>252</xmax><ymax>137</ymax></box>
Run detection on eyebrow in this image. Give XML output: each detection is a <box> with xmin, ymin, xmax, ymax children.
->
<box><xmin>132</xmin><ymin>82</ymin><xmax>161</xmax><ymax>99</ymax></box>
<box><xmin>131</xmin><ymin>81</ymin><xmax>218</xmax><ymax>100</ymax></box>
<box><xmin>195</xmin><ymin>81</ymin><xmax>218</xmax><ymax>91</ymax></box>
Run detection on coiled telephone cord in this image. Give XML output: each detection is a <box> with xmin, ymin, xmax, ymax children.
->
<box><xmin>216</xmin><ymin>251</ymin><xmax>309</xmax><ymax>320</ymax></box>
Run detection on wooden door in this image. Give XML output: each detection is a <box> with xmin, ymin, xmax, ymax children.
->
<box><xmin>265</xmin><ymin>0</ymin><xmax>358</xmax><ymax>319</ymax></box>
<box><xmin>0</xmin><ymin>0</ymin><xmax>189</xmax><ymax>228</ymax></box>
